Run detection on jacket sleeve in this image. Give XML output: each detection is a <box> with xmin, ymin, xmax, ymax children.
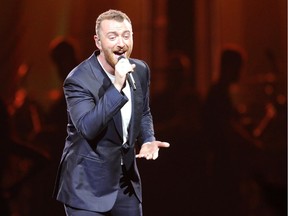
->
<box><xmin>63</xmin><ymin>72</ymin><xmax>128</xmax><ymax>141</ymax></box>
<box><xmin>137</xmin><ymin>60</ymin><xmax>156</xmax><ymax>145</ymax></box>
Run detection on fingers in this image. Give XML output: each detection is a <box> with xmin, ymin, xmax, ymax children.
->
<box><xmin>135</xmin><ymin>153</ymin><xmax>150</xmax><ymax>159</ymax></box>
<box><xmin>135</xmin><ymin>141</ymin><xmax>169</xmax><ymax>160</ymax></box>
<box><xmin>152</xmin><ymin>150</ymin><xmax>159</xmax><ymax>160</ymax></box>
<box><xmin>117</xmin><ymin>58</ymin><xmax>135</xmax><ymax>74</ymax></box>
<box><xmin>114</xmin><ymin>60</ymin><xmax>136</xmax><ymax>91</ymax></box>
<box><xmin>131</xmin><ymin>64</ymin><xmax>136</xmax><ymax>72</ymax></box>
<box><xmin>135</xmin><ymin>151</ymin><xmax>158</xmax><ymax>160</ymax></box>
<box><xmin>158</xmin><ymin>141</ymin><xmax>170</xmax><ymax>148</ymax></box>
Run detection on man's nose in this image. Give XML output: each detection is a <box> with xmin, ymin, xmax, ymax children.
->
<box><xmin>117</xmin><ymin>37</ymin><xmax>125</xmax><ymax>47</ymax></box>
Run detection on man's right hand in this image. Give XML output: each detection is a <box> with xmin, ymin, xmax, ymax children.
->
<box><xmin>114</xmin><ymin>58</ymin><xmax>135</xmax><ymax>91</ymax></box>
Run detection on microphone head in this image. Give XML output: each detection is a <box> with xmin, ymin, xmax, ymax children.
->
<box><xmin>117</xmin><ymin>55</ymin><xmax>126</xmax><ymax>62</ymax></box>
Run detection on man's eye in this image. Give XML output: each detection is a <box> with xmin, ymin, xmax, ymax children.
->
<box><xmin>108</xmin><ymin>35</ymin><xmax>116</xmax><ymax>40</ymax></box>
<box><xmin>123</xmin><ymin>34</ymin><xmax>130</xmax><ymax>40</ymax></box>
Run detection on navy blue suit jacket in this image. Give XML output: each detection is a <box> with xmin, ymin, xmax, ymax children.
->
<box><xmin>53</xmin><ymin>51</ymin><xmax>155</xmax><ymax>212</ymax></box>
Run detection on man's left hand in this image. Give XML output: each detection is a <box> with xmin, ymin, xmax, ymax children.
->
<box><xmin>136</xmin><ymin>141</ymin><xmax>170</xmax><ymax>160</ymax></box>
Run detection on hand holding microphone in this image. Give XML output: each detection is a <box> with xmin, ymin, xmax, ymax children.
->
<box><xmin>114</xmin><ymin>56</ymin><xmax>136</xmax><ymax>91</ymax></box>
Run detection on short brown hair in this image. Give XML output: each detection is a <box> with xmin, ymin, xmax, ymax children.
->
<box><xmin>95</xmin><ymin>9</ymin><xmax>132</xmax><ymax>36</ymax></box>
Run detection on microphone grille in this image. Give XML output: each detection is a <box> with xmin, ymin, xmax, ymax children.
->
<box><xmin>118</xmin><ymin>55</ymin><xmax>125</xmax><ymax>61</ymax></box>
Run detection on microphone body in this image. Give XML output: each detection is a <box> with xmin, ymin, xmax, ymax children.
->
<box><xmin>118</xmin><ymin>56</ymin><xmax>136</xmax><ymax>90</ymax></box>
<box><xmin>127</xmin><ymin>72</ymin><xmax>136</xmax><ymax>90</ymax></box>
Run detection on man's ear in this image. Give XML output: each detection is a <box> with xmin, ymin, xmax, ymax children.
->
<box><xmin>94</xmin><ymin>35</ymin><xmax>101</xmax><ymax>49</ymax></box>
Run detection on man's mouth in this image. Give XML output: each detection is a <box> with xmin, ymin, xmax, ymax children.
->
<box><xmin>114</xmin><ymin>52</ymin><xmax>126</xmax><ymax>60</ymax></box>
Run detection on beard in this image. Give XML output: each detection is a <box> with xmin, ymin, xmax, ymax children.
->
<box><xmin>102</xmin><ymin>45</ymin><xmax>132</xmax><ymax>69</ymax></box>
<box><xmin>102</xmin><ymin>49</ymin><xmax>117</xmax><ymax>68</ymax></box>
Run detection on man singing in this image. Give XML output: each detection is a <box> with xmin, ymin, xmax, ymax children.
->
<box><xmin>53</xmin><ymin>9</ymin><xmax>170</xmax><ymax>216</ymax></box>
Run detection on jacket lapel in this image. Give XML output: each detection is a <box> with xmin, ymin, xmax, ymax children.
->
<box><xmin>128</xmin><ymin>72</ymin><xmax>143</xmax><ymax>145</ymax></box>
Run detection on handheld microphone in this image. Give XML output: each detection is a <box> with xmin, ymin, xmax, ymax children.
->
<box><xmin>118</xmin><ymin>56</ymin><xmax>136</xmax><ymax>90</ymax></box>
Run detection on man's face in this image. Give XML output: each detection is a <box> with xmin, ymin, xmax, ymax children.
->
<box><xmin>95</xmin><ymin>19</ymin><xmax>133</xmax><ymax>68</ymax></box>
